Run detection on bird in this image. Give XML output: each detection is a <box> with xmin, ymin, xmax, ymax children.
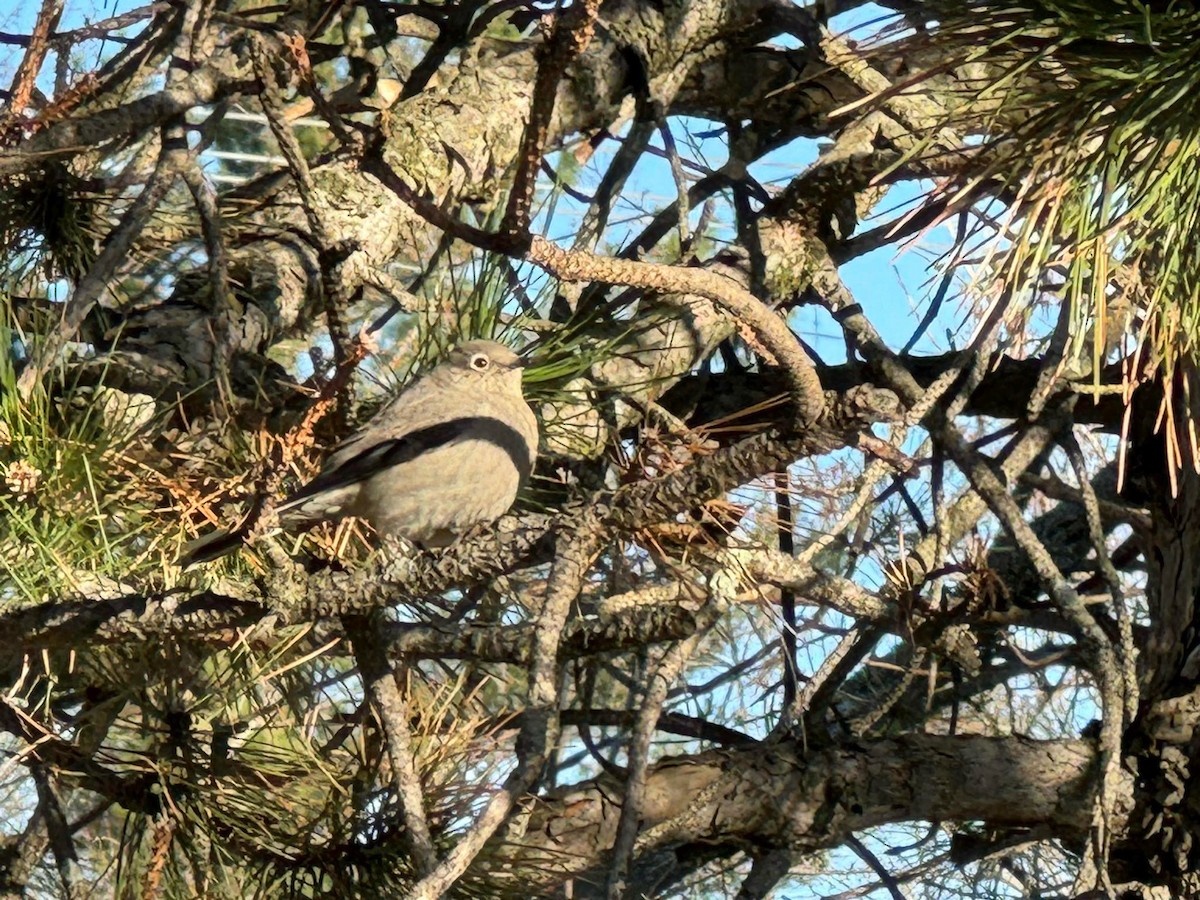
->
<box><xmin>178</xmin><ymin>340</ymin><xmax>538</xmax><ymax>565</ymax></box>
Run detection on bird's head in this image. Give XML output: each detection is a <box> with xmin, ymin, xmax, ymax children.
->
<box><xmin>444</xmin><ymin>340</ymin><xmax>528</xmax><ymax>393</ymax></box>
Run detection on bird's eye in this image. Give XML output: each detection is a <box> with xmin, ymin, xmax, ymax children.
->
<box><xmin>470</xmin><ymin>354</ymin><xmax>490</xmax><ymax>370</ymax></box>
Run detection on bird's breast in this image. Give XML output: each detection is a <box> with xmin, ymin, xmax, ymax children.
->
<box><xmin>353</xmin><ymin>428</ymin><xmax>529</xmax><ymax>545</ymax></box>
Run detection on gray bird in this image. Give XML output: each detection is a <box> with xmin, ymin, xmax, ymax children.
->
<box><xmin>179</xmin><ymin>340</ymin><xmax>537</xmax><ymax>564</ymax></box>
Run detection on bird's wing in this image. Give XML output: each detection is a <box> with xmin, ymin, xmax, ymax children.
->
<box><xmin>277</xmin><ymin>410</ymin><xmax>539</xmax><ymax>517</ymax></box>
<box><xmin>276</xmin><ymin>417</ymin><xmax>478</xmax><ymax>514</ymax></box>
<box><xmin>319</xmin><ymin>376</ymin><xmax>452</xmax><ymax>470</ymax></box>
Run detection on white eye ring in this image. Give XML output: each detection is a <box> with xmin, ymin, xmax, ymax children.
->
<box><xmin>470</xmin><ymin>353</ymin><xmax>490</xmax><ymax>370</ymax></box>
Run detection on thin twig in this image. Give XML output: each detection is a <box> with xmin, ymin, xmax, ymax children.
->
<box><xmin>179</xmin><ymin>158</ymin><xmax>236</xmax><ymax>397</ymax></box>
<box><xmin>735</xmin><ymin>849</ymin><xmax>794</xmax><ymax>900</ymax></box>
<box><xmin>658</xmin><ymin>120</ymin><xmax>691</xmax><ymax>250</ymax></box>
<box><xmin>0</xmin><ymin>39</ymin><xmax>253</xmax><ymax>178</ymax></box>
<box><xmin>527</xmin><ymin>237</ymin><xmax>825</xmax><ymax>426</ymax></box>
<box><xmin>501</xmin><ymin>0</ymin><xmax>603</xmax><ymax>238</ymax></box>
<box><xmin>2</xmin><ymin>0</ymin><xmax>63</xmax><ymax>126</ymax></box>
<box><xmin>846</xmin><ymin>833</ymin><xmax>908</xmax><ymax>900</ymax></box>
<box><xmin>1064</xmin><ymin>429</ymin><xmax>1134</xmax><ymax>894</ymax></box>
<box><xmin>406</xmin><ymin>525</ymin><xmax>601</xmax><ymax>899</ymax></box>
<box><xmin>345</xmin><ymin>616</ymin><xmax>439</xmax><ymax>875</ymax></box>
<box><xmin>576</xmin><ymin>665</ymin><xmax>627</xmax><ymax>779</ymax></box>
<box><xmin>252</xmin><ymin>33</ymin><xmax>355</xmax><ymax>370</ymax></box>
<box><xmin>365</xmin><ymin>231</ymin><xmax>452</xmax><ymax>334</ymax></box>
<box><xmin>606</xmin><ymin>604</ymin><xmax>719</xmax><ymax>897</ymax></box>
<box><xmin>574</xmin><ymin>116</ymin><xmax>656</xmax><ymax>252</ymax></box>
<box><xmin>31</xmin><ymin>765</ymin><xmax>80</xmax><ymax>900</ymax></box>
<box><xmin>775</xmin><ymin>472</ymin><xmax>799</xmax><ymax>709</ymax></box>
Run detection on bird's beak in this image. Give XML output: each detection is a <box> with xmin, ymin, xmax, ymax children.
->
<box><xmin>513</xmin><ymin>357</ymin><xmax>531</xmax><ymax>369</ymax></box>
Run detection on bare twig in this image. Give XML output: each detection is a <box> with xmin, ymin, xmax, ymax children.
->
<box><xmin>574</xmin><ymin>116</ymin><xmax>657</xmax><ymax>252</ymax></box>
<box><xmin>346</xmin><ymin>616</ymin><xmax>439</xmax><ymax>875</ymax></box>
<box><xmin>1064</xmin><ymin>430</ymin><xmax>1135</xmax><ymax>894</ymax></box>
<box><xmin>252</xmin><ymin>34</ymin><xmax>326</xmax><ymax>245</ymax></box>
<box><xmin>557</xmin><ymin>708</ymin><xmax>756</xmax><ymax>748</ymax></box>
<box><xmin>179</xmin><ymin>159</ymin><xmax>236</xmax><ymax>394</ymax></box>
<box><xmin>606</xmin><ymin>599</ymin><xmax>721</xmax><ymax>897</ymax></box>
<box><xmin>0</xmin><ymin>4</ymin><xmax>162</xmax><ymax>50</ymax></box>
<box><xmin>0</xmin><ymin>52</ymin><xmax>254</xmax><ymax>177</ymax></box>
<box><xmin>526</xmin><ymin>237</ymin><xmax>824</xmax><ymax>426</ymax></box>
<box><xmin>251</xmin><ymin>33</ymin><xmax>358</xmax><ymax>370</ymax></box>
<box><xmin>1</xmin><ymin>0</ymin><xmax>63</xmax><ymax>127</ymax></box>
<box><xmin>846</xmin><ymin>834</ymin><xmax>908</xmax><ymax>900</ymax></box>
<box><xmin>406</xmin><ymin>525</ymin><xmax>601</xmax><ymax>899</ymax></box>
<box><xmin>658</xmin><ymin>120</ymin><xmax>691</xmax><ymax>250</ymax></box>
<box><xmin>31</xmin><ymin>765</ymin><xmax>80</xmax><ymax>900</ymax></box>
<box><xmin>501</xmin><ymin>0</ymin><xmax>602</xmax><ymax>238</ymax></box>
<box><xmin>776</xmin><ymin>471</ymin><xmax>799</xmax><ymax>709</ymax></box>
<box><xmin>735</xmin><ymin>849</ymin><xmax>795</xmax><ymax>900</ymax></box>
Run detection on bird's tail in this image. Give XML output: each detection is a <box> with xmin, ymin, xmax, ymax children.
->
<box><xmin>176</xmin><ymin>528</ymin><xmax>246</xmax><ymax>567</ymax></box>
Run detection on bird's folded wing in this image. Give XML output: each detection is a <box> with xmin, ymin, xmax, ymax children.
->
<box><xmin>276</xmin><ymin>417</ymin><xmax>481</xmax><ymax>513</ymax></box>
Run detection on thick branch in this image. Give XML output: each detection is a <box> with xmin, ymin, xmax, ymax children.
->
<box><xmin>486</xmin><ymin>734</ymin><xmax>1111</xmax><ymax>894</ymax></box>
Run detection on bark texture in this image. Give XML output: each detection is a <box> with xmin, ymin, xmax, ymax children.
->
<box><xmin>0</xmin><ymin>0</ymin><xmax>1197</xmax><ymax>897</ymax></box>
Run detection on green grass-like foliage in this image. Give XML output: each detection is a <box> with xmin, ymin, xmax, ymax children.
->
<box><xmin>891</xmin><ymin>0</ymin><xmax>1200</xmax><ymax>463</ymax></box>
<box><xmin>0</xmin><ymin>297</ymin><xmax>167</xmax><ymax>604</ymax></box>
